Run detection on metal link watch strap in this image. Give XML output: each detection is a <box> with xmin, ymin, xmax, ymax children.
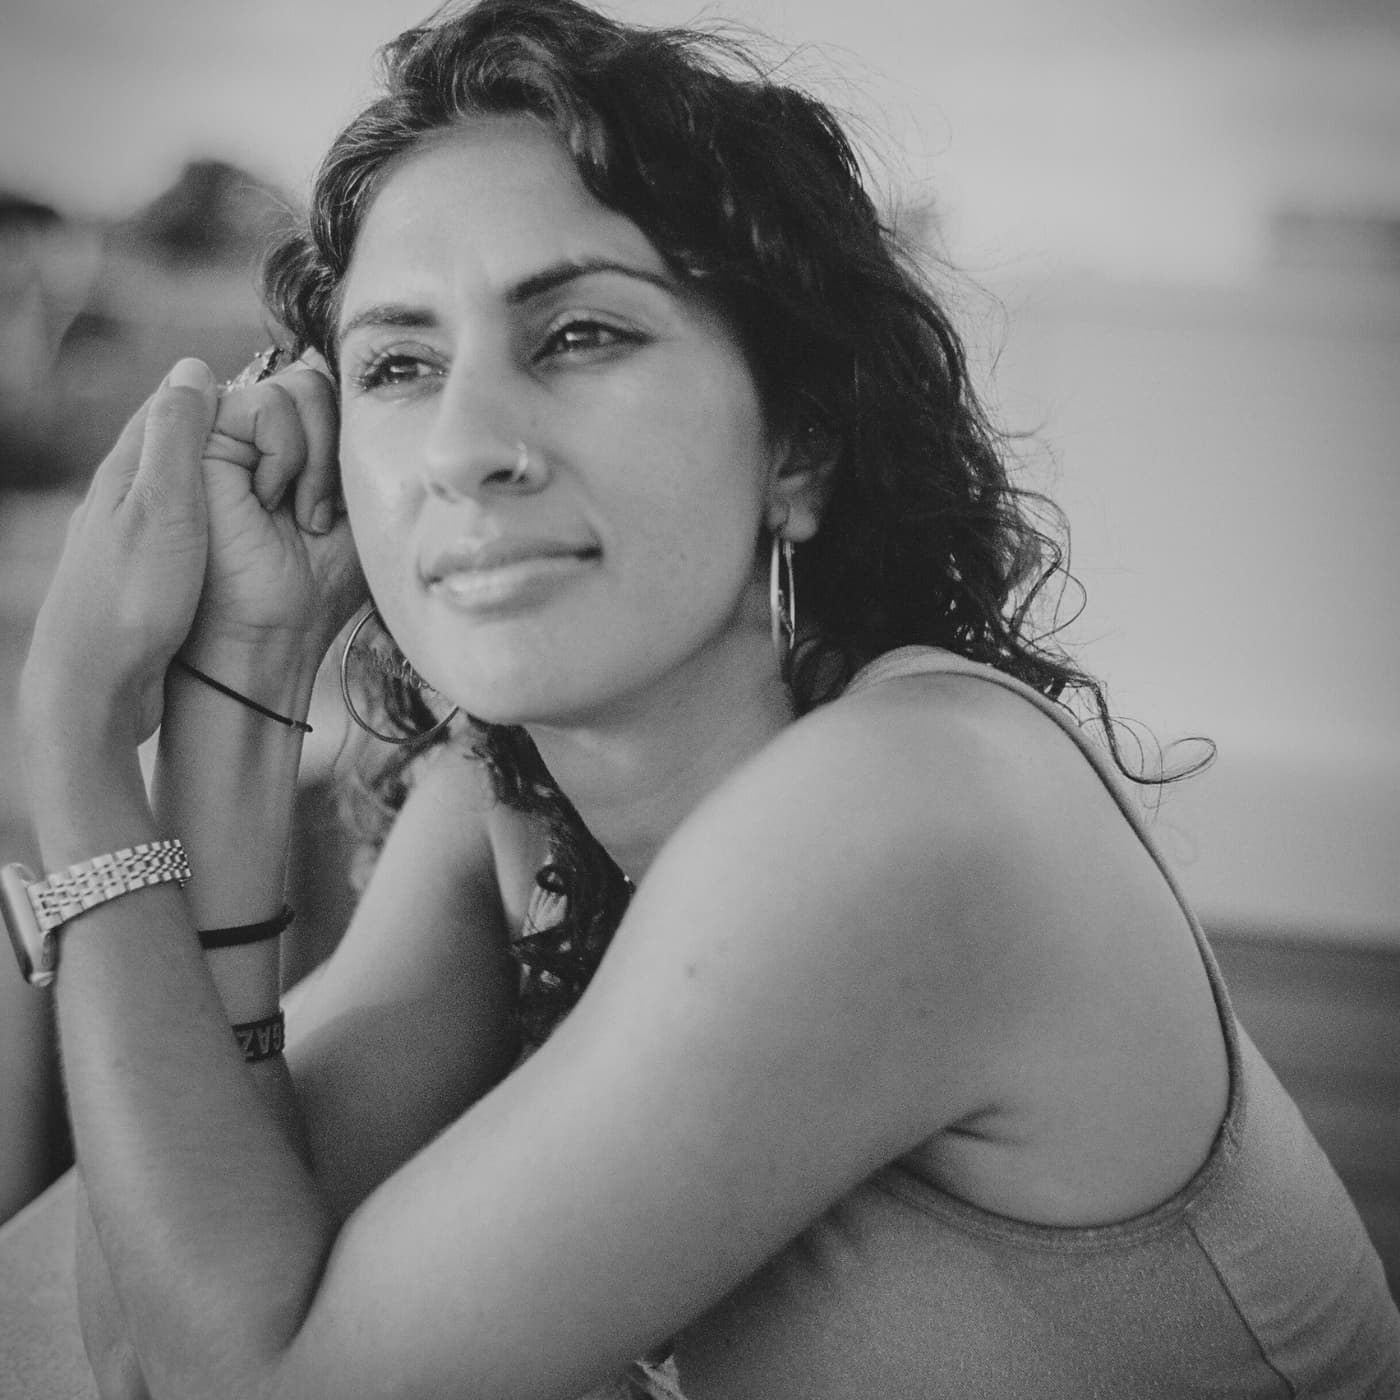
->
<box><xmin>3</xmin><ymin>839</ymin><xmax>193</xmax><ymax>987</ymax></box>
<box><xmin>24</xmin><ymin>840</ymin><xmax>192</xmax><ymax>934</ymax></box>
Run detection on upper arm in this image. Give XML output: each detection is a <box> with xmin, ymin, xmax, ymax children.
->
<box><xmin>270</xmin><ymin>688</ymin><xmax>1045</xmax><ymax>1399</ymax></box>
<box><xmin>284</xmin><ymin>751</ymin><xmax>522</xmax><ymax>1216</ymax></box>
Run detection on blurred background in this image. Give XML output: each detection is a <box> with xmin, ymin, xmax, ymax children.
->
<box><xmin>1</xmin><ymin>0</ymin><xmax>1396</xmax><ymax>1293</ymax></box>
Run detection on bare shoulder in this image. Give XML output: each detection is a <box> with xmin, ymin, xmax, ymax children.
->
<box><xmin>810</xmin><ymin>662</ymin><xmax>1103</xmax><ymax>807</ymax></box>
<box><xmin>669</xmin><ymin>662</ymin><xmax>1111</xmax><ymax>930</ymax></box>
<box><xmin>565</xmin><ymin>667</ymin><xmax>1107</xmax><ymax>1144</ymax></box>
<box><xmin>615</xmin><ymin>662</ymin><xmax>1174</xmax><ymax>1099</ymax></box>
<box><xmin>773</xmin><ymin>663</ymin><xmax>1152</xmax><ymax>897</ymax></box>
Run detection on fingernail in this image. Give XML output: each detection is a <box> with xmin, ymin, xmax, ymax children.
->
<box><xmin>307</xmin><ymin>500</ymin><xmax>335</xmax><ymax>535</ymax></box>
<box><xmin>166</xmin><ymin>358</ymin><xmax>214</xmax><ymax>393</ymax></box>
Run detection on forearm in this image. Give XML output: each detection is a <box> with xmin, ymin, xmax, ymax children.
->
<box><xmin>76</xmin><ymin>1064</ymin><xmax>309</xmax><ymax>1400</ymax></box>
<box><xmin>76</xmin><ymin>1175</ymin><xmax>148</xmax><ymax>1400</ymax></box>
<box><xmin>154</xmin><ymin>642</ymin><xmax>313</xmax><ymax>1055</ymax></box>
<box><xmin>32</xmin><ymin>709</ymin><xmax>333</xmax><ymax>1398</ymax></box>
<box><xmin>156</xmin><ymin>638</ymin><xmax>314</xmax><ymax>922</ymax></box>
<box><xmin>156</xmin><ymin>646</ymin><xmax>325</xmax><ymax>1173</ymax></box>
<box><xmin>69</xmin><ymin>639</ymin><xmax>326</xmax><ymax>1398</ymax></box>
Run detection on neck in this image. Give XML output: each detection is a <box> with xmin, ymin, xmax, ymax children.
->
<box><xmin>526</xmin><ymin>627</ymin><xmax>792</xmax><ymax>884</ymax></box>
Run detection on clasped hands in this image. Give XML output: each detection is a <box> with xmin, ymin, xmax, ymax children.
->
<box><xmin>20</xmin><ymin>354</ymin><xmax>366</xmax><ymax>755</ymax></box>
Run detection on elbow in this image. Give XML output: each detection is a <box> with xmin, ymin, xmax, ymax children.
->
<box><xmin>76</xmin><ymin>1258</ymin><xmax>149</xmax><ymax>1400</ymax></box>
<box><xmin>86</xmin><ymin>1338</ymin><xmax>150</xmax><ymax>1400</ymax></box>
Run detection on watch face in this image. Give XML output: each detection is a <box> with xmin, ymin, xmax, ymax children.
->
<box><xmin>1</xmin><ymin>863</ymin><xmax>54</xmax><ymax>987</ymax></box>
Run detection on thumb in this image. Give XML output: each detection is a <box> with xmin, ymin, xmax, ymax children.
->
<box><xmin>127</xmin><ymin>357</ymin><xmax>219</xmax><ymax>513</ymax></box>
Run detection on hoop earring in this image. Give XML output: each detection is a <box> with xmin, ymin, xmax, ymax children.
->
<box><xmin>339</xmin><ymin>605</ymin><xmax>460</xmax><ymax>745</ymax></box>
<box><xmin>769</xmin><ymin>535</ymin><xmax>796</xmax><ymax>673</ymax></box>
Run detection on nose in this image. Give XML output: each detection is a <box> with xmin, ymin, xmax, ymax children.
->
<box><xmin>421</xmin><ymin>362</ymin><xmax>547</xmax><ymax>501</ymax></box>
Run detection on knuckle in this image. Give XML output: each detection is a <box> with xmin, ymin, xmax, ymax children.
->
<box><xmin>245</xmin><ymin>379</ymin><xmax>291</xmax><ymax>426</ymax></box>
<box><xmin>284</xmin><ymin>362</ymin><xmax>336</xmax><ymax>403</ymax></box>
<box><xmin>266</xmin><ymin>381</ymin><xmax>302</xmax><ymax>421</ymax></box>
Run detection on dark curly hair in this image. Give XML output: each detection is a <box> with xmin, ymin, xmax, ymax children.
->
<box><xmin>263</xmin><ymin>0</ymin><xmax>1196</xmax><ymax>1045</ymax></box>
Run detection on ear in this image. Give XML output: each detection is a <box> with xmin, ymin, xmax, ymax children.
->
<box><xmin>765</xmin><ymin>423</ymin><xmax>840</xmax><ymax>542</ymax></box>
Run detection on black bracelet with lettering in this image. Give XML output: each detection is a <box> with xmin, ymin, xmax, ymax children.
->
<box><xmin>232</xmin><ymin>1010</ymin><xmax>285</xmax><ymax>1064</ymax></box>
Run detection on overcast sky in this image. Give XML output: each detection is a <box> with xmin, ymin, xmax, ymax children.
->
<box><xmin>4</xmin><ymin>0</ymin><xmax>1399</xmax><ymax>283</ymax></box>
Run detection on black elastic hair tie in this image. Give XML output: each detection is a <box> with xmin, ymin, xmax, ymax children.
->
<box><xmin>173</xmin><ymin>656</ymin><xmax>312</xmax><ymax>734</ymax></box>
<box><xmin>198</xmin><ymin>906</ymin><xmax>295</xmax><ymax>951</ymax></box>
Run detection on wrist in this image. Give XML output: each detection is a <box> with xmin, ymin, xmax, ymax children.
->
<box><xmin>171</xmin><ymin>635</ymin><xmax>321</xmax><ymax>726</ymax></box>
<box><xmin>204</xmin><ymin>936</ymin><xmax>283</xmax><ymax>1023</ymax></box>
<box><xmin>17</xmin><ymin>655</ymin><xmax>152</xmax><ymax>757</ymax></box>
<box><xmin>19</xmin><ymin>748</ymin><xmax>157</xmax><ymax>876</ymax></box>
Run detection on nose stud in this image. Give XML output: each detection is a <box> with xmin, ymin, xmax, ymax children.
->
<box><xmin>427</xmin><ymin>441</ymin><xmax>540</xmax><ymax>499</ymax></box>
<box><xmin>506</xmin><ymin>441</ymin><xmax>533</xmax><ymax>486</ymax></box>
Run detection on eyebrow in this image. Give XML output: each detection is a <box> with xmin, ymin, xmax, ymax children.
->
<box><xmin>337</xmin><ymin>256</ymin><xmax>678</xmax><ymax>344</ymax></box>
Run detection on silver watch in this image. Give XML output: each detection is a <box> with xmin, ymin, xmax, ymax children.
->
<box><xmin>1</xmin><ymin>839</ymin><xmax>192</xmax><ymax>987</ymax></box>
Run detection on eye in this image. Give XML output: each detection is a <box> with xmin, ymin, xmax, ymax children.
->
<box><xmin>350</xmin><ymin>352</ymin><xmax>438</xmax><ymax>394</ymax></box>
<box><xmin>536</xmin><ymin>316</ymin><xmax>637</xmax><ymax>361</ymax></box>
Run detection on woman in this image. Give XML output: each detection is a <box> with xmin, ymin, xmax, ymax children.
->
<box><xmin>7</xmin><ymin>1</ymin><xmax>1398</xmax><ymax>1396</ymax></box>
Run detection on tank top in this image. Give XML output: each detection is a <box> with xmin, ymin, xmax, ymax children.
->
<box><xmin>551</xmin><ymin>647</ymin><xmax>1400</xmax><ymax>1399</ymax></box>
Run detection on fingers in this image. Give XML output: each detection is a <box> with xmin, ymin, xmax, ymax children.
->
<box><xmin>128</xmin><ymin>359</ymin><xmax>217</xmax><ymax>519</ymax></box>
<box><xmin>207</xmin><ymin>380</ymin><xmax>307</xmax><ymax>510</ymax></box>
<box><xmin>206</xmin><ymin>360</ymin><xmax>341</xmax><ymax>533</ymax></box>
<box><xmin>278</xmin><ymin>364</ymin><xmax>342</xmax><ymax>535</ymax></box>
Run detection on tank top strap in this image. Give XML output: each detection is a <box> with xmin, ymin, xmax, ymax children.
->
<box><xmin>843</xmin><ymin>645</ymin><xmax>1244</xmax><ymax>1104</ymax></box>
<box><xmin>845</xmin><ymin>646</ymin><xmax>1179</xmax><ymax>904</ymax></box>
<box><xmin>849</xmin><ymin>646</ymin><xmax>1139</xmax><ymax>787</ymax></box>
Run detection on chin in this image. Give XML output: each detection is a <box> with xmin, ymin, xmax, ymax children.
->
<box><xmin>427</xmin><ymin>650</ymin><xmax>601</xmax><ymax>730</ymax></box>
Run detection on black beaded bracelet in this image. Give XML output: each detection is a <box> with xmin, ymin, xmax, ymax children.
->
<box><xmin>198</xmin><ymin>906</ymin><xmax>295</xmax><ymax>951</ymax></box>
<box><xmin>232</xmin><ymin>1011</ymin><xmax>285</xmax><ymax>1064</ymax></box>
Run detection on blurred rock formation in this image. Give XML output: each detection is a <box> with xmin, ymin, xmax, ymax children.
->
<box><xmin>0</xmin><ymin>159</ymin><xmax>290</xmax><ymax>491</ymax></box>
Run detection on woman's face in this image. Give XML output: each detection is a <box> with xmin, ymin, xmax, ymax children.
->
<box><xmin>335</xmin><ymin>115</ymin><xmax>781</xmax><ymax>727</ymax></box>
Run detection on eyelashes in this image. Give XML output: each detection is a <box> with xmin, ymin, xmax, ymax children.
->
<box><xmin>351</xmin><ymin>353</ymin><xmax>432</xmax><ymax>393</ymax></box>
<box><xmin>347</xmin><ymin>316</ymin><xmax>644</xmax><ymax>395</ymax></box>
<box><xmin>538</xmin><ymin>317</ymin><xmax>637</xmax><ymax>356</ymax></box>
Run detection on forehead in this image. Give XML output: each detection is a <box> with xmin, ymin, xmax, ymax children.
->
<box><xmin>342</xmin><ymin>115</ymin><xmax>666</xmax><ymax>311</ymax></box>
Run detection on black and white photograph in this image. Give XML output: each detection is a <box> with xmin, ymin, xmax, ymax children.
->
<box><xmin>1</xmin><ymin>2</ymin><xmax>1397</xmax><ymax>1395</ymax></box>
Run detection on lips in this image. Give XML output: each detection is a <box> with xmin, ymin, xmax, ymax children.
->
<box><xmin>420</xmin><ymin>535</ymin><xmax>599</xmax><ymax>585</ymax></box>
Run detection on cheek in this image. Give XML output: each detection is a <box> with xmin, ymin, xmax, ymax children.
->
<box><xmin>628</xmin><ymin>357</ymin><xmax>769</xmax><ymax>521</ymax></box>
<box><xmin>619</xmin><ymin>423</ymin><xmax>768</xmax><ymax>618</ymax></box>
<box><xmin>338</xmin><ymin>432</ymin><xmax>417</xmax><ymax>608</ymax></box>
